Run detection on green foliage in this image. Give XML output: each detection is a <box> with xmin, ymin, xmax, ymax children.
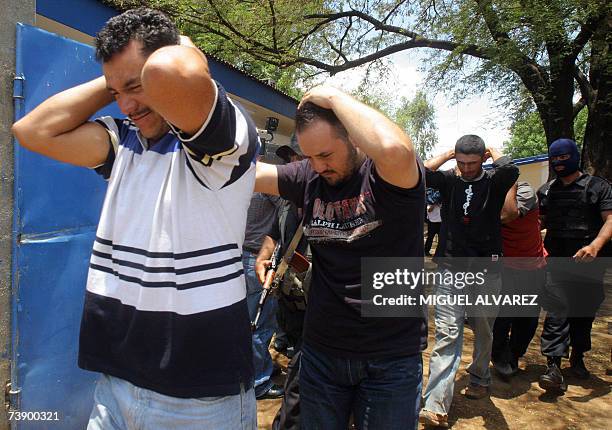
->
<box><xmin>574</xmin><ymin>106</ymin><xmax>588</xmax><ymax>145</ymax></box>
<box><xmin>504</xmin><ymin>108</ymin><xmax>587</xmax><ymax>159</ymax></box>
<box><xmin>103</xmin><ymin>1</ymin><xmax>607</xmax><ymax>111</ymax></box>
<box><xmin>349</xmin><ymin>64</ymin><xmax>395</xmax><ymax>118</ymax></box>
<box><xmin>394</xmin><ymin>92</ymin><xmax>438</xmax><ymax>160</ymax></box>
<box><xmin>103</xmin><ymin>0</ymin><xmax>312</xmax><ymax>99</ymax></box>
<box><xmin>102</xmin><ymin>0</ymin><xmax>610</xmax><ymax>175</ymax></box>
<box><xmin>503</xmin><ymin>112</ymin><xmax>548</xmax><ymax>159</ymax></box>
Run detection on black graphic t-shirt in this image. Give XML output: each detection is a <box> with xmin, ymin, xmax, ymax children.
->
<box><xmin>277</xmin><ymin>157</ymin><xmax>427</xmax><ymax>358</ymax></box>
<box><xmin>426</xmin><ymin>156</ymin><xmax>519</xmax><ymax>259</ymax></box>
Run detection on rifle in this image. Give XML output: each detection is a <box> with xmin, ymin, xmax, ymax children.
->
<box><xmin>251</xmin><ymin>222</ymin><xmax>308</xmax><ymax>331</ymax></box>
<box><xmin>251</xmin><ymin>243</ymin><xmax>281</xmax><ymax>331</ymax></box>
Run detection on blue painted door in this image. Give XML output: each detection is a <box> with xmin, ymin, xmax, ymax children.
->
<box><xmin>12</xmin><ymin>24</ymin><xmax>120</xmax><ymax>429</ymax></box>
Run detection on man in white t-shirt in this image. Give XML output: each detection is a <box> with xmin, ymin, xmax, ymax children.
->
<box><xmin>12</xmin><ymin>7</ymin><xmax>257</xmax><ymax>429</ymax></box>
<box><xmin>425</xmin><ymin>202</ymin><xmax>442</xmax><ymax>256</ymax></box>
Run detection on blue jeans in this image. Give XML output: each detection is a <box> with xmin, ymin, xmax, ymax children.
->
<box><xmin>422</xmin><ymin>271</ymin><xmax>501</xmax><ymax>415</ymax></box>
<box><xmin>300</xmin><ymin>343</ymin><xmax>422</xmax><ymax>430</ymax></box>
<box><xmin>243</xmin><ymin>251</ymin><xmax>278</xmax><ymax>397</ymax></box>
<box><xmin>87</xmin><ymin>374</ymin><xmax>256</xmax><ymax>429</ymax></box>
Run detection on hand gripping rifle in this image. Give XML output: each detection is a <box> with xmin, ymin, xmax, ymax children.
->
<box><xmin>251</xmin><ymin>222</ymin><xmax>308</xmax><ymax>331</ymax></box>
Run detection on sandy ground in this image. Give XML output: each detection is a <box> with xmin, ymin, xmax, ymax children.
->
<box><xmin>257</xmin><ymin>292</ymin><xmax>612</xmax><ymax>430</ymax></box>
<box><xmin>256</xmin><ymin>309</ymin><xmax>612</xmax><ymax>429</ymax></box>
<box><xmin>256</xmin><ymin>233</ymin><xmax>611</xmax><ymax>429</ymax></box>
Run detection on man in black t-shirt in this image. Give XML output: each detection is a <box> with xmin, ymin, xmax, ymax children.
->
<box><xmin>419</xmin><ymin>137</ymin><xmax>518</xmax><ymax>428</ymax></box>
<box><xmin>255</xmin><ymin>86</ymin><xmax>427</xmax><ymax>430</ymax></box>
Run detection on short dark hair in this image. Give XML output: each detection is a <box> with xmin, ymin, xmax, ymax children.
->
<box><xmin>95</xmin><ymin>7</ymin><xmax>179</xmax><ymax>62</ymax></box>
<box><xmin>455</xmin><ymin>134</ymin><xmax>485</xmax><ymax>156</ymax></box>
<box><xmin>295</xmin><ymin>102</ymin><xmax>348</xmax><ymax>140</ymax></box>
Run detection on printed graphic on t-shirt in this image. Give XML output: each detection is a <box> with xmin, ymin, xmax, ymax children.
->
<box><xmin>305</xmin><ymin>191</ymin><xmax>382</xmax><ymax>243</ymax></box>
<box><xmin>463</xmin><ymin>184</ymin><xmax>474</xmax><ymax>215</ymax></box>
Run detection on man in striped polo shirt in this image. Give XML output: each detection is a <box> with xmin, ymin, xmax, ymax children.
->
<box><xmin>12</xmin><ymin>8</ymin><xmax>258</xmax><ymax>429</ymax></box>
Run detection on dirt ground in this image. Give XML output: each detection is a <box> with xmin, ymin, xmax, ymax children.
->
<box><xmin>256</xmin><ymin>308</ymin><xmax>612</xmax><ymax>429</ymax></box>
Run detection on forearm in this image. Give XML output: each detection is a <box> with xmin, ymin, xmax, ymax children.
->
<box><xmin>12</xmin><ymin>77</ymin><xmax>112</xmax><ymax>146</ymax></box>
<box><xmin>500</xmin><ymin>183</ymin><xmax>519</xmax><ymax>224</ymax></box>
<box><xmin>299</xmin><ymin>86</ymin><xmax>417</xmax><ymax>187</ymax></box>
<box><xmin>328</xmin><ymin>91</ymin><xmax>413</xmax><ymax>161</ymax></box>
<box><xmin>589</xmin><ymin>215</ymin><xmax>612</xmax><ymax>253</ymax></box>
<box><xmin>141</xmin><ymin>44</ymin><xmax>215</xmax><ymax>135</ymax></box>
<box><xmin>425</xmin><ymin>150</ymin><xmax>454</xmax><ymax>171</ymax></box>
<box><xmin>257</xmin><ymin>236</ymin><xmax>277</xmax><ymax>262</ymax></box>
<box><xmin>489</xmin><ymin>147</ymin><xmax>503</xmax><ymax>162</ymax></box>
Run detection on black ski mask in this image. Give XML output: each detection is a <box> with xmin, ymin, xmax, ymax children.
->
<box><xmin>549</xmin><ymin>138</ymin><xmax>580</xmax><ymax>177</ymax></box>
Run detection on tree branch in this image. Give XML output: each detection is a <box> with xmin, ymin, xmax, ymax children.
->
<box><xmin>323</xmin><ymin>34</ymin><xmax>348</xmax><ymax>64</ymax></box>
<box><xmin>569</xmin><ymin>8</ymin><xmax>608</xmax><ymax>60</ymax></box>
<box><xmin>336</xmin><ymin>17</ymin><xmax>352</xmax><ymax>63</ymax></box>
<box><xmin>573</xmin><ymin>98</ymin><xmax>586</xmax><ymax>118</ymax></box>
<box><xmin>202</xmin><ymin>0</ymin><xmax>287</xmax><ymax>58</ymax></box>
<box><xmin>268</xmin><ymin>0</ymin><xmax>278</xmax><ymax>51</ymax></box>
<box><xmin>294</xmin><ymin>37</ymin><xmax>492</xmax><ymax>74</ymax></box>
<box><xmin>383</xmin><ymin>0</ymin><xmax>409</xmax><ymax>23</ymax></box>
<box><xmin>304</xmin><ymin>10</ymin><xmax>420</xmax><ymax>38</ymax></box>
<box><xmin>574</xmin><ymin>65</ymin><xmax>594</xmax><ymax>106</ymax></box>
<box><xmin>474</xmin><ymin>0</ymin><xmax>548</xmax><ymax>89</ymax></box>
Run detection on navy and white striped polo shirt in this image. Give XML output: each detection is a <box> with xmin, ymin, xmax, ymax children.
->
<box><xmin>78</xmin><ymin>82</ymin><xmax>258</xmax><ymax>398</ymax></box>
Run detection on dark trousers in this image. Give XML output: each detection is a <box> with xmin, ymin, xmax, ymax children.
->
<box><xmin>492</xmin><ymin>266</ymin><xmax>544</xmax><ymax>362</ymax></box>
<box><xmin>424</xmin><ymin>221</ymin><xmax>441</xmax><ymax>254</ymax></box>
<box><xmin>541</xmin><ymin>316</ymin><xmax>595</xmax><ymax>357</ymax></box>
<box><xmin>272</xmin><ymin>351</ymin><xmax>302</xmax><ymax>430</ymax></box>
<box><xmin>540</xmin><ymin>259</ymin><xmax>605</xmax><ymax>358</ymax></box>
<box><xmin>300</xmin><ymin>343</ymin><xmax>422</xmax><ymax>430</ymax></box>
<box><xmin>492</xmin><ymin>316</ymin><xmax>539</xmax><ymax>362</ymax></box>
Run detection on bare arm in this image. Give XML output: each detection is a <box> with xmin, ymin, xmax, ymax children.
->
<box><xmin>299</xmin><ymin>86</ymin><xmax>418</xmax><ymax>189</ymax></box>
<box><xmin>141</xmin><ymin>37</ymin><xmax>216</xmax><ymax>136</ymax></box>
<box><xmin>485</xmin><ymin>147</ymin><xmax>504</xmax><ymax>162</ymax></box>
<box><xmin>255</xmin><ymin>162</ymin><xmax>280</xmax><ymax>195</ymax></box>
<box><xmin>11</xmin><ymin>76</ymin><xmax>113</xmax><ymax>167</ymax></box>
<box><xmin>501</xmin><ymin>183</ymin><xmax>519</xmax><ymax>224</ymax></box>
<box><xmin>425</xmin><ymin>149</ymin><xmax>454</xmax><ymax>171</ymax></box>
<box><xmin>574</xmin><ymin>211</ymin><xmax>612</xmax><ymax>262</ymax></box>
<box><xmin>255</xmin><ymin>235</ymin><xmax>277</xmax><ymax>284</ymax></box>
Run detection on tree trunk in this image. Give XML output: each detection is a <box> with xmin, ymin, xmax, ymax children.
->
<box><xmin>525</xmin><ymin>66</ymin><xmax>575</xmax><ymax>181</ymax></box>
<box><xmin>582</xmin><ymin>14</ymin><xmax>612</xmax><ymax>180</ymax></box>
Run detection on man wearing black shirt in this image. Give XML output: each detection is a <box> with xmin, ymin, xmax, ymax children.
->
<box><xmin>255</xmin><ymin>86</ymin><xmax>427</xmax><ymax>430</ymax></box>
<box><xmin>419</xmin><ymin>137</ymin><xmax>519</xmax><ymax>428</ymax></box>
<box><xmin>537</xmin><ymin>138</ymin><xmax>612</xmax><ymax>393</ymax></box>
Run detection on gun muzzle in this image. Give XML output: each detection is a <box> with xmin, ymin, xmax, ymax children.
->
<box><xmin>251</xmin><ymin>278</ymin><xmax>272</xmax><ymax>331</ymax></box>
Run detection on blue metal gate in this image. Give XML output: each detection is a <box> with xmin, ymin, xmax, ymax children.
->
<box><xmin>11</xmin><ymin>24</ymin><xmax>120</xmax><ymax>429</ymax></box>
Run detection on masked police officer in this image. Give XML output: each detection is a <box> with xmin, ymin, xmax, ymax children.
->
<box><xmin>537</xmin><ymin>138</ymin><xmax>612</xmax><ymax>392</ymax></box>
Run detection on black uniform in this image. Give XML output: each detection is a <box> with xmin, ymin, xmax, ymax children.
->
<box><xmin>538</xmin><ymin>174</ymin><xmax>612</xmax><ymax>357</ymax></box>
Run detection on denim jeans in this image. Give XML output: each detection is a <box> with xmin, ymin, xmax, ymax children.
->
<box><xmin>300</xmin><ymin>343</ymin><xmax>422</xmax><ymax>430</ymax></box>
<box><xmin>243</xmin><ymin>251</ymin><xmax>278</xmax><ymax>397</ymax></box>
<box><xmin>87</xmin><ymin>374</ymin><xmax>256</xmax><ymax>430</ymax></box>
<box><xmin>422</xmin><ymin>270</ymin><xmax>501</xmax><ymax>415</ymax></box>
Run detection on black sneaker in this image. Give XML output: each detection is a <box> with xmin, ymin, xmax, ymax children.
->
<box><xmin>273</xmin><ymin>338</ymin><xmax>288</xmax><ymax>354</ymax></box>
<box><xmin>256</xmin><ymin>383</ymin><xmax>285</xmax><ymax>400</ymax></box>
<box><xmin>539</xmin><ymin>359</ymin><xmax>567</xmax><ymax>392</ymax></box>
<box><xmin>569</xmin><ymin>353</ymin><xmax>590</xmax><ymax>380</ymax></box>
<box><xmin>286</xmin><ymin>345</ymin><xmax>296</xmax><ymax>359</ymax></box>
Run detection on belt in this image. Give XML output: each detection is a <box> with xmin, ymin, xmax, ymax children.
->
<box><xmin>243</xmin><ymin>246</ymin><xmax>260</xmax><ymax>254</ymax></box>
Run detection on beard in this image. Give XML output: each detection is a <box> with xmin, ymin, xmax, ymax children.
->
<box><xmin>323</xmin><ymin>144</ymin><xmax>362</xmax><ymax>186</ymax></box>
